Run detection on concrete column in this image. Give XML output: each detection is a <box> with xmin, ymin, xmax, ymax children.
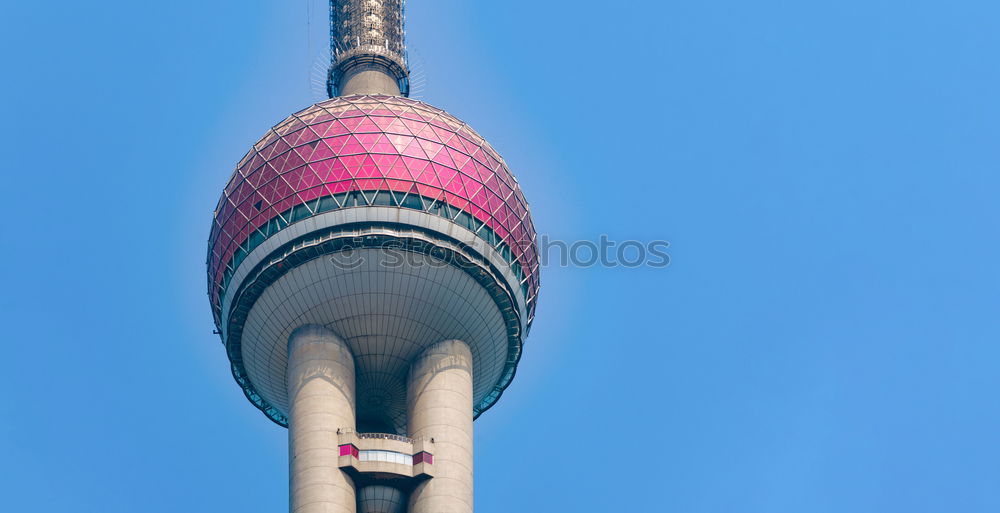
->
<box><xmin>287</xmin><ymin>325</ymin><xmax>357</xmax><ymax>513</ymax></box>
<box><xmin>338</xmin><ymin>66</ymin><xmax>402</xmax><ymax>96</ymax></box>
<box><xmin>407</xmin><ymin>340</ymin><xmax>474</xmax><ymax>513</ymax></box>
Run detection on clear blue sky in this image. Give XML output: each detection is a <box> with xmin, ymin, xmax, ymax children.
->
<box><xmin>2</xmin><ymin>1</ymin><xmax>999</xmax><ymax>511</ymax></box>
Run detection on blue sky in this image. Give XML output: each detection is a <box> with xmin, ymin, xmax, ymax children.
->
<box><xmin>2</xmin><ymin>1</ymin><xmax>999</xmax><ymax>511</ymax></box>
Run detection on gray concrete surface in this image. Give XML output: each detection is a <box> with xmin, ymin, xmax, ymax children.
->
<box><xmin>288</xmin><ymin>325</ymin><xmax>358</xmax><ymax>513</ymax></box>
<box><xmin>407</xmin><ymin>340</ymin><xmax>474</xmax><ymax>513</ymax></box>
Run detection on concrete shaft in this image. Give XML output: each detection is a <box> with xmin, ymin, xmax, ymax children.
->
<box><xmin>287</xmin><ymin>325</ymin><xmax>357</xmax><ymax>513</ymax></box>
<box><xmin>338</xmin><ymin>66</ymin><xmax>402</xmax><ymax>96</ymax></box>
<box><xmin>407</xmin><ymin>340</ymin><xmax>474</xmax><ymax>513</ymax></box>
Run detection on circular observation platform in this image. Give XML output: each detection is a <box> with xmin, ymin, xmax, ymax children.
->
<box><xmin>207</xmin><ymin>95</ymin><xmax>539</xmax><ymax>430</ymax></box>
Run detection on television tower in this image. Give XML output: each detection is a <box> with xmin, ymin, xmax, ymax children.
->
<box><xmin>206</xmin><ymin>2</ymin><xmax>539</xmax><ymax>513</ymax></box>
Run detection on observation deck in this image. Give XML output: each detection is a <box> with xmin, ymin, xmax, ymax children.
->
<box><xmin>337</xmin><ymin>430</ymin><xmax>435</xmax><ymax>486</ymax></box>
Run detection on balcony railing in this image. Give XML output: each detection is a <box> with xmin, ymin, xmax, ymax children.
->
<box><xmin>339</xmin><ymin>429</ymin><xmax>418</xmax><ymax>444</ymax></box>
<box><xmin>357</xmin><ymin>432</ymin><xmax>413</xmax><ymax>443</ymax></box>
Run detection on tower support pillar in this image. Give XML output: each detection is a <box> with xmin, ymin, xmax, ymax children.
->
<box><xmin>337</xmin><ymin>63</ymin><xmax>403</xmax><ymax>96</ymax></box>
<box><xmin>287</xmin><ymin>325</ymin><xmax>357</xmax><ymax>513</ymax></box>
<box><xmin>407</xmin><ymin>339</ymin><xmax>474</xmax><ymax>513</ymax></box>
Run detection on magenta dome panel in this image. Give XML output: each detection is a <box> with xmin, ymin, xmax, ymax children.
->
<box><xmin>208</xmin><ymin>95</ymin><xmax>539</xmax><ymax>322</ymax></box>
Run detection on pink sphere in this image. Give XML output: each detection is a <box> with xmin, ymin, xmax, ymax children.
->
<box><xmin>208</xmin><ymin>94</ymin><xmax>539</xmax><ymax>330</ymax></box>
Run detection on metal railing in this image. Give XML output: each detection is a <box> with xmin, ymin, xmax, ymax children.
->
<box><xmin>358</xmin><ymin>432</ymin><xmax>413</xmax><ymax>444</ymax></box>
<box><xmin>339</xmin><ymin>429</ymin><xmax>416</xmax><ymax>444</ymax></box>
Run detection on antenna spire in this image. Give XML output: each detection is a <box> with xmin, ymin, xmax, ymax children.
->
<box><xmin>327</xmin><ymin>0</ymin><xmax>410</xmax><ymax>97</ymax></box>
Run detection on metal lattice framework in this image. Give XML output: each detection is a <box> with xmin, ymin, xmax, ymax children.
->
<box><xmin>328</xmin><ymin>0</ymin><xmax>409</xmax><ymax>96</ymax></box>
